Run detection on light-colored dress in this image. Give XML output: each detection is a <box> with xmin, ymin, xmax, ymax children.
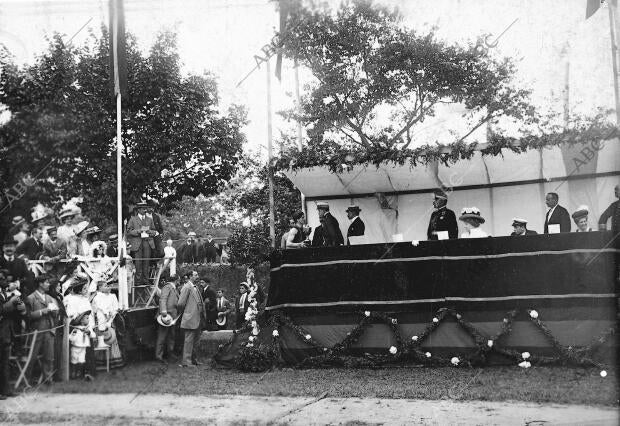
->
<box><xmin>64</xmin><ymin>293</ymin><xmax>94</xmax><ymax>365</ymax></box>
<box><xmin>92</xmin><ymin>292</ymin><xmax>124</xmax><ymax>369</ymax></box>
<box><xmin>461</xmin><ymin>227</ymin><xmax>489</xmax><ymax>239</ymax></box>
<box><xmin>163</xmin><ymin>246</ymin><xmax>177</xmax><ymax>276</ymax></box>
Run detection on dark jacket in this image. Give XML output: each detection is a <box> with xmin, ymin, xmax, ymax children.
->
<box><xmin>202</xmin><ymin>239</ymin><xmax>219</xmax><ymax>262</ymax></box>
<box><xmin>311</xmin><ymin>225</ymin><xmax>324</xmax><ymax>247</ymax></box>
<box><xmin>0</xmin><ymin>291</ymin><xmax>24</xmax><ymax>343</ymax></box>
<box><xmin>0</xmin><ymin>255</ymin><xmax>34</xmax><ymax>296</ymax></box>
<box><xmin>598</xmin><ymin>200</ymin><xmax>619</xmax><ymax>234</ymax></box>
<box><xmin>321</xmin><ymin>213</ymin><xmax>344</xmax><ymax>247</ymax></box>
<box><xmin>427</xmin><ymin>207</ymin><xmax>458</xmax><ymax>240</ymax></box>
<box><xmin>544</xmin><ymin>205</ymin><xmax>571</xmax><ymax>234</ymax></box>
<box><xmin>16</xmin><ymin>237</ymin><xmax>45</xmax><ymax>260</ymax></box>
<box><xmin>511</xmin><ymin>229</ymin><xmax>538</xmax><ymax>236</ymax></box>
<box><xmin>346</xmin><ymin>216</ymin><xmax>365</xmax><ymax>244</ymax></box>
<box><xmin>177</xmin><ymin>242</ymin><xmax>200</xmax><ymax>264</ymax></box>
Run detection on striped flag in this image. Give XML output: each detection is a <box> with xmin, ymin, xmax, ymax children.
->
<box><xmin>109</xmin><ymin>0</ymin><xmax>127</xmax><ymax>98</ymax></box>
<box><xmin>275</xmin><ymin>0</ymin><xmax>290</xmax><ymax>81</ymax></box>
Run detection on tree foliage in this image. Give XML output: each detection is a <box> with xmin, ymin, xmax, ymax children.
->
<box><xmin>280</xmin><ymin>0</ymin><xmax>534</xmax><ymax>152</ymax></box>
<box><xmin>0</xmin><ymin>28</ymin><xmax>246</xmax><ymax>228</ymax></box>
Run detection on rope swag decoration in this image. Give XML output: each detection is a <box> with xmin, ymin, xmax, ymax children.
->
<box><xmin>214</xmin><ymin>307</ymin><xmax>615</xmax><ymax>372</ymax></box>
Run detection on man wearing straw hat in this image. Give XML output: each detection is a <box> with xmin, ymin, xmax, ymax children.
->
<box><xmin>126</xmin><ymin>201</ymin><xmax>158</xmax><ymax>285</ymax></box>
<box><xmin>155</xmin><ymin>274</ymin><xmax>180</xmax><ymax>363</ymax></box>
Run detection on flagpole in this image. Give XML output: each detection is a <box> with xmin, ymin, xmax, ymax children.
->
<box><xmin>294</xmin><ymin>60</ymin><xmax>306</xmax><ymax>218</ymax></box>
<box><xmin>267</xmin><ymin>59</ymin><xmax>276</xmax><ymax>248</ymax></box>
<box><xmin>116</xmin><ymin>92</ymin><xmax>128</xmax><ymax>309</ymax></box>
<box><xmin>608</xmin><ymin>4</ymin><xmax>620</xmax><ymax>125</ymax></box>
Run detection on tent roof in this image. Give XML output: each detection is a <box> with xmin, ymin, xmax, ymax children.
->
<box><xmin>284</xmin><ymin>141</ymin><xmax>620</xmax><ymax>198</ymax></box>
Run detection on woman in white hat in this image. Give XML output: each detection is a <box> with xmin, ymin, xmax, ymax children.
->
<box><xmin>458</xmin><ymin>207</ymin><xmax>489</xmax><ymax>239</ymax></box>
<box><xmin>572</xmin><ymin>206</ymin><xmax>593</xmax><ymax>232</ymax></box>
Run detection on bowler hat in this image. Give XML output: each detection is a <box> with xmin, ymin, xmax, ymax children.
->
<box><xmin>346</xmin><ymin>205</ymin><xmax>361</xmax><ymax>213</ymax></box>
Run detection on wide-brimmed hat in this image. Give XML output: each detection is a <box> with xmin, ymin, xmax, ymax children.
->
<box><xmin>239</xmin><ymin>282</ymin><xmax>249</xmax><ymax>290</ymax></box>
<box><xmin>74</xmin><ymin>221</ymin><xmax>90</xmax><ymax>235</ymax></box>
<box><xmin>45</xmin><ymin>226</ymin><xmax>58</xmax><ymax>234</ymax></box>
<box><xmin>571</xmin><ymin>205</ymin><xmax>589</xmax><ymax>221</ymax></box>
<box><xmin>108</xmin><ymin>234</ymin><xmax>118</xmax><ymax>241</ymax></box>
<box><xmin>31</xmin><ymin>210</ymin><xmax>48</xmax><ymax>223</ymax></box>
<box><xmin>85</xmin><ymin>226</ymin><xmax>102</xmax><ymax>236</ymax></box>
<box><xmin>11</xmin><ymin>216</ymin><xmax>26</xmax><ymax>226</ymax></box>
<box><xmin>346</xmin><ymin>205</ymin><xmax>361</xmax><ymax>213</ymax></box>
<box><xmin>135</xmin><ymin>201</ymin><xmax>149</xmax><ymax>208</ymax></box>
<box><xmin>511</xmin><ymin>217</ymin><xmax>528</xmax><ymax>227</ymax></box>
<box><xmin>187</xmin><ymin>231</ymin><xmax>197</xmax><ymax>238</ymax></box>
<box><xmin>70</xmin><ymin>310</ymin><xmax>91</xmax><ymax>326</ymax></box>
<box><xmin>459</xmin><ymin>207</ymin><xmax>485</xmax><ymax>223</ymax></box>
<box><xmin>156</xmin><ymin>313</ymin><xmax>175</xmax><ymax>327</ymax></box>
<box><xmin>58</xmin><ymin>208</ymin><xmax>77</xmax><ymax>219</ymax></box>
<box><xmin>316</xmin><ymin>201</ymin><xmax>330</xmax><ymax>210</ymax></box>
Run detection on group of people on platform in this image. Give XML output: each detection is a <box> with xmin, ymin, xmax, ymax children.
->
<box><xmin>154</xmin><ymin>268</ymin><xmax>264</xmax><ymax>367</ymax></box>
<box><xmin>282</xmin><ymin>184</ymin><xmax>620</xmax><ymax>248</ymax></box>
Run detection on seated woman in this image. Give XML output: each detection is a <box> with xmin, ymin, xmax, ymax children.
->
<box><xmin>572</xmin><ymin>205</ymin><xmax>593</xmax><ymax>232</ymax></box>
<box><xmin>286</xmin><ymin>211</ymin><xmax>309</xmax><ymax>249</ymax></box>
<box><xmin>459</xmin><ymin>207</ymin><xmax>489</xmax><ymax>238</ymax></box>
<box><xmin>92</xmin><ymin>280</ymin><xmax>124</xmax><ymax>369</ymax></box>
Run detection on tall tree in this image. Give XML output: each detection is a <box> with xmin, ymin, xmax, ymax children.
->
<box><xmin>279</xmin><ymin>0</ymin><xmax>534</xmax><ymax>152</ymax></box>
<box><xmin>0</xmin><ymin>29</ymin><xmax>246</xmax><ymax>229</ymax></box>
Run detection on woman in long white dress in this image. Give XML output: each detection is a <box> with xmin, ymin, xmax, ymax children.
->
<box><xmin>458</xmin><ymin>207</ymin><xmax>490</xmax><ymax>239</ymax></box>
<box><xmin>92</xmin><ymin>280</ymin><xmax>125</xmax><ymax>369</ymax></box>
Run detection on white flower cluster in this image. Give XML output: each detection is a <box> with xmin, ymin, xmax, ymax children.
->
<box><xmin>450</xmin><ymin>357</ymin><xmax>460</xmax><ymax>366</ymax></box>
<box><xmin>518</xmin><ymin>351</ymin><xmax>531</xmax><ymax>368</ymax></box>
<box><xmin>243</xmin><ymin>268</ymin><xmax>263</xmax><ymax>344</ymax></box>
<box><xmin>389</xmin><ymin>346</ymin><xmax>397</xmax><ymax>355</ymax></box>
<box><xmin>460</xmin><ymin>207</ymin><xmax>481</xmax><ymax>215</ymax></box>
<box><xmin>529</xmin><ymin>310</ymin><xmax>538</xmax><ymax>319</ymax></box>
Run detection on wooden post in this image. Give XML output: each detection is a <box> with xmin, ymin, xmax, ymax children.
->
<box><xmin>61</xmin><ymin>321</ymin><xmax>70</xmax><ymax>381</ymax></box>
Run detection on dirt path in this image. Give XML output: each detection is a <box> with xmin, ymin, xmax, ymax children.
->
<box><xmin>1</xmin><ymin>392</ymin><xmax>618</xmax><ymax>425</ymax></box>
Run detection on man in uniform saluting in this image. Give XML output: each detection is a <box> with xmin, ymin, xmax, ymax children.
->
<box><xmin>427</xmin><ymin>189</ymin><xmax>458</xmax><ymax>240</ymax></box>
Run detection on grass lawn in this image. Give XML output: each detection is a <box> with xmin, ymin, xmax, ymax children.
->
<box><xmin>47</xmin><ymin>361</ymin><xmax>618</xmax><ymax>406</ymax></box>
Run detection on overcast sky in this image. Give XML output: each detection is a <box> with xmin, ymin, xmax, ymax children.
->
<box><xmin>0</xmin><ymin>0</ymin><xmax>615</xmax><ymax>156</ymax></box>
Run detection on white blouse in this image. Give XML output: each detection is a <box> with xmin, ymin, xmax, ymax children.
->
<box><xmin>461</xmin><ymin>227</ymin><xmax>489</xmax><ymax>239</ymax></box>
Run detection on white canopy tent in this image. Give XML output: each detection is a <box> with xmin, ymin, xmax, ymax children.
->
<box><xmin>284</xmin><ymin>139</ymin><xmax>620</xmax><ymax>242</ymax></box>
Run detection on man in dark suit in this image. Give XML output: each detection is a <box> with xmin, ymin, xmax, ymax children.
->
<box><xmin>155</xmin><ymin>274</ymin><xmax>180</xmax><ymax>363</ymax></box>
<box><xmin>177</xmin><ymin>273</ymin><xmax>205</xmax><ymax>367</ymax></box>
<box><xmin>315</xmin><ymin>202</ymin><xmax>344</xmax><ymax>247</ymax></box>
<box><xmin>234</xmin><ymin>282</ymin><xmax>251</xmax><ymax>329</ymax></box>
<box><xmin>598</xmin><ymin>184</ymin><xmax>619</xmax><ymax>235</ymax></box>
<box><xmin>16</xmin><ymin>227</ymin><xmax>45</xmax><ymax>260</ymax></box>
<box><xmin>198</xmin><ymin>278</ymin><xmax>217</xmax><ymax>330</ymax></box>
<box><xmin>311</xmin><ymin>224</ymin><xmax>325</xmax><ymax>247</ymax></box>
<box><xmin>106</xmin><ymin>234</ymin><xmax>119</xmax><ymax>258</ymax></box>
<box><xmin>202</xmin><ymin>234</ymin><xmax>220</xmax><ymax>263</ymax></box>
<box><xmin>345</xmin><ymin>205</ymin><xmax>365</xmax><ymax>244</ymax></box>
<box><xmin>126</xmin><ymin>202</ymin><xmax>159</xmax><ymax>285</ymax></box>
<box><xmin>146</xmin><ymin>201</ymin><xmax>164</xmax><ymax>260</ymax></box>
<box><xmin>543</xmin><ymin>192</ymin><xmax>571</xmax><ymax>234</ymax></box>
<box><xmin>510</xmin><ymin>218</ymin><xmax>538</xmax><ymax>236</ymax></box>
<box><xmin>1</xmin><ymin>238</ymin><xmax>34</xmax><ymax>296</ymax></box>
<box><xmin>0</xmin><ymin>268</ymin><xmax>26</xmax><ymax>398</ymax></box>
<box><xmin>177</xmin><ymin>232</ymin><xmax>200</xmax><ymax>264</ymax></box>
<box><xmin>25</xmin><ymin>274</ymin><xmax>59</xmax><ymax>383</ymax></box>
<box><xmin>427</xmin><ymin>189</ymin><xmax>458</xmax><ymax>240</ymax></box>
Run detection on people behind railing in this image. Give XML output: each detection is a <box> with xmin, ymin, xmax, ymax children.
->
<box><xmin>282</xmin><ymin>184</ymin><xmax>620</xmax><ymax>248</ymax></box>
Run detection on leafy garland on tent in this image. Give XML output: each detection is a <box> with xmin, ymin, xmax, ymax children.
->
<box><xmin>273</xmin><ymin>123</ymin><xmax>619</xmax><ymax>173</ymax></box>
<box><xmin>216</xmin><ymin>307</ymin><xmax>615</xmax><ymax>372</ymax></box>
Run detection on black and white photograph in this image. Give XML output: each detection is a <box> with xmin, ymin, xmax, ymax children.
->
<box><xmin>0</xmin><ymin>0</ymin><xmax>618</xmax><ymax>424</ymax></box>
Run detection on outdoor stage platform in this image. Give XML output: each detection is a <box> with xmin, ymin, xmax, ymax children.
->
<box><xmin>261</xmin><ymin>231</ymin><xmax>618</xmax><ymax>365</ymax></box>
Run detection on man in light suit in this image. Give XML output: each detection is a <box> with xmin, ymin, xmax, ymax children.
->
<box><xmin>25</xmin><ymin>274</ymin><xmax>59</xmax><ymax>383</ymax></box>
<box><xmin>126</xmin><ymin>202</ymin><xmax>159</xmax><ymax>285</ymax></box>
<box><xmin>177</xmin><ymin>272</ymin><xmax>205</xmax><ymax>367</ymax></box>
<box><xmin>155</xmin><ymin>275</ymin><xmax>180</xmax><ymax>363</ymax></box>
<box><xmin>543</xmin><ymin>192</ymin><xmax>571</xmax><ymax>234</ymax></box>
